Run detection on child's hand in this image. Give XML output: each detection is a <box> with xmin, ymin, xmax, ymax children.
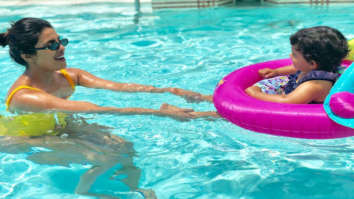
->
<box><xmin>245</xmin><ymin>86</ymin><xmax>263</xmax><ymax>97</ymax></box>
<box><xmin>258</xmin><ymin>68</ymin><xmax>278</xmax><ymax>78</ymax></box>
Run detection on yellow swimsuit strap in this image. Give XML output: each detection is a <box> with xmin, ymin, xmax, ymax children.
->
<box><xmin>60</xmin><ymin>69</ymin><xmax>76</xmax><ymax>90</ymax></box>
<box><xmin>5</xmin><ymin>69</ymin><xmax>75</xmax><ymax>111</ymax></box>
<box><xmin>5</xmin><ymin>85</ymin><xmax>43</xmax><ymax>111</ymax></box>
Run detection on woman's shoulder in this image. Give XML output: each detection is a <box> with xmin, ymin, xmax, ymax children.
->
<box><xmin>7</xmin><ymin>75</ymin><xmax>31</xmax><ymax>94</ymax></box>
<box><xmin>62</xmin><ymin>67</ymin><xmax>85</xmax><ymax>73</ymax></box>
<box><xmin>59</xmin><ymin>67</ymin><xmax>88</xmax><ymax>83</ymax></box>
<box><xmin>60</xmin><ymin>67</ymin><xmax>88</xmax><ymax>78</ymax></box>
<box><xmin>5</xmin><ymin>76</ymin><xmax>43</xmax><ymax>112</ymax></box>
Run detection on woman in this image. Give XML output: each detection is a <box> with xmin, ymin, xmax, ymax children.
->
<box><xmin>0</xmin><ymin>17</ymin><xmax>216</xmax><ymax>118</ymax></box>
<box><xmin>0</xmin><ymin>17</ymin><xmax>217</xmax><ymax>198</ymax></box>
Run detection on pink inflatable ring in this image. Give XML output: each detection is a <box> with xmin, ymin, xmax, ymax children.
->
<box><xmin>213</xmin><ymin>58</ymin><xmax>354</xmax><ymax>139</ymax></box>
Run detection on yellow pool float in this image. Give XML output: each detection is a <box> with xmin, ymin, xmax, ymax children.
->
<box><xmin>345</xmin><ymin>39</ymin><xmax>354</xmax><ymax>61</ymax></box>
<box><xmin>0</xmin><ymin>113</ymin><xmax>67</xmax><ymax>137</ymax></box>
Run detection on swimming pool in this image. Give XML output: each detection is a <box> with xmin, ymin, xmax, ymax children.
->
<box><xmin>0</xmin><ymin>2</ymin><xmax>353</xmax><ymax>199</ymax></box>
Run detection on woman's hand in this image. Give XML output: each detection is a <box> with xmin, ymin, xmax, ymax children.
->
<box><xmin>159</xmin><ymin>103</ymin><xmax>220</xmax><ymax>120</ymax></box>
<box><xmin>163</xmin><ymin>88</ymin><xmax>213</xmax><ymax>103</ymax></box>
<box><xmin>159</xmin><ymin>103</ymin><xmax>194</xmax><ymax>121</ymax></box>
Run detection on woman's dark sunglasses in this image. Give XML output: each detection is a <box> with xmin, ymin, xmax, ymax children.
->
<box><xmin>35</xmin><ymin>38</ymin><xmax>69</xmax><ymax>51</ymax></box>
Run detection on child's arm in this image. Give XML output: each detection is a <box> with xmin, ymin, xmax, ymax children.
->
<box><xmin>259</xmin><ymin>65</ymin><xmax>297</xmax><ymax>78</ymax></box>
<box><xmin>245</xmin><ymin>81</ymin><xmax>328</xmax><ymax>104</ymax></box>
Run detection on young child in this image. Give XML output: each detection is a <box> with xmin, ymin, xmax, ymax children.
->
<box><xmin>246</xmin><ymin>26</ymin><xmax>349</xmax><ymax>104</ymax></box>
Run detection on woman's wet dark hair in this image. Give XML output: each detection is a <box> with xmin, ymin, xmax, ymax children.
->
<box><xmin>290</xmin><ymin>26</ymin><xmax>349</xmax><ymax>72</ymax></box>
<box><xmin>0</xmin><ymin>17</ymin><xmax>52</xmax><ymax>68</ymax></box>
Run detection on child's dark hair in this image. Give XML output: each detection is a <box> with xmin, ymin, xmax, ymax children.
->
<box><xmin>290</xmin><ymin>26</ymin><xmax>349</xmax><ymax>72</ymax></box>
<box><xmin>0</xmin><ymin>18</ymin><xmax>52</xmax><ymax>68</ymax></box>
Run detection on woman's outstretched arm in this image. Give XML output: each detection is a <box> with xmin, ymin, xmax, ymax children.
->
<box><xmin>67</xmin><ymin>68</ymin><xmax>213</xmax><ymax>103</ymax></box>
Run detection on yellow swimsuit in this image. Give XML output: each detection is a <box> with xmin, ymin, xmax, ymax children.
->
<box><xmin>0</xmin><ymin>112</ymin><xmax>68</xmax><ymax>137</ymax></box>
<box><xmin>1</xmin><ymin>69</ymin><xmax>75</xmax><ymax>137</ymax></box>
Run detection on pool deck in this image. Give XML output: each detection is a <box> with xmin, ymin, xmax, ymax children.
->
<box><xmin>0</xmin><ymin>0</ymin><xmax>150</xmax><ymax>5</ymax></box>
<box><xmin>0</xmin><ymin>0</ymin><xmax>353</xmax><ymax>9</ymax></box>
<box><xmin>268</xmin><ymin>0</ymin><xmax>354</xmax><ymax>3</ymax></box>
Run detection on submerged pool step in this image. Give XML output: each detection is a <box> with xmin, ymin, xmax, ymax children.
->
<box><xmin>152</xmin><ymin>0</ymin><xmax>234</xmax><ymax>9</ymax></box>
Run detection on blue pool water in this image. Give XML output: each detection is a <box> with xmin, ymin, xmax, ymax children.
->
<box><xmin>0</xmin><ymin>2</ymin><xmax>353</xmax><ymax>199</ymax></box>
